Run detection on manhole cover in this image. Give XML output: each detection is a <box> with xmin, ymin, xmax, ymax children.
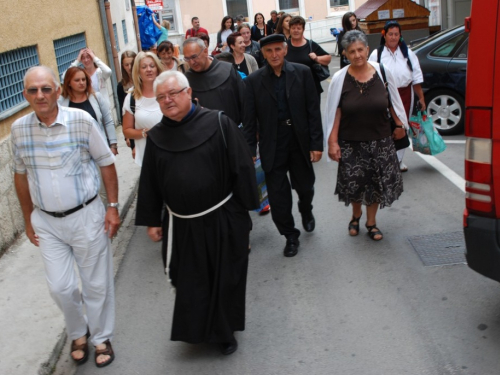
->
<box><xmin>408</xmin><ymin>231</ymin><xmax>466</xmax><ymax>267</ymax></box>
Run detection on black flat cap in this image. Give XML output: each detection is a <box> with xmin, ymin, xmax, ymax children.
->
<box><xmin>260</xmin><ymin>34</ymin><xmax>287</xmax><ymax>47</ymax></box>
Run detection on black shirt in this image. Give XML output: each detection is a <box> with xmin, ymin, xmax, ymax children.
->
<box><xmin>234</xmin><ymin>58</ymin><xmax>249</xmax><ymax>78</ymax></box>
<box><xmin>268</xmin><ymin>65</ymin><xmax>290</xmax><ymax>121</ymax></box>
<box><xmin>285</xmin><ymin>39</ymin><xmax>329</xmax><ymax>94</ymax></box>
<box><xmin>267</xmin><ymin>19</ymin><xmax>278</xmax><ymax>34</ymax></box>
<box><xmin>338</xmin><ymin>72</ymin><xmax>392</xmax><ymax>141</ymax></box>
<box><xmin>69</xmin><ymin>99</ymin><xmax>97</xmax><ymax>122</ymax></box>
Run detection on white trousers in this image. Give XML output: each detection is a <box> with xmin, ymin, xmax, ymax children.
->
<box><xmin>31</xmin><ymin>198</ymin><xmax>115</xmax><ymax>346</ymax></box>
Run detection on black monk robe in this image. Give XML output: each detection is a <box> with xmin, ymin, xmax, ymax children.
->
<box><xmin>135</xmin><ymin>103</ymin><xmax>259</xmax><ymax>344</ymax></box>
<box><xmin>185</xmin><ymin>58</ymin><xmax>245</xmax><ymax>125</ymax></box>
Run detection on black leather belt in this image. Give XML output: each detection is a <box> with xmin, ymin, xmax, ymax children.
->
<box><xmin>279</xmin><ymin>119</ymin><xmax>292</xmax><ymax>126</ymax></box>
<box><xmin>41</xmin><ymin>195</ymin><xmax>97</xmax><ymax>218</ymax></box>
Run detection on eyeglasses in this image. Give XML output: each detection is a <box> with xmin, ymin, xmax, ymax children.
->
<box><xmin>26</xmin><ymin>87</ymin><xmax>54</xmax><ymax>95</ymax></box>
<box><xmin>184</xmin><ymin>50</ymin><xmax>205</xmax><ymax>62</ymax></box>
<box><xmin>156</xmin><ymin>87</ymin><xmax>187</xmax><ymax>102</ymax></box>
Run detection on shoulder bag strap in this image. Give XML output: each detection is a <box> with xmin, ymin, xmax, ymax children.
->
<box><xmin>379</xmin><ymin>63</ymin><xmax>391</xmax><ymax>102</ymax></box>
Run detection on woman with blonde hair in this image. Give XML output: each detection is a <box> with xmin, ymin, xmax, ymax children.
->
<box><xmin>122</xmin><ymin>51</ymin><xmax>164</xmax><ymax>166</ymax></box>
<box><xmin>153</xmin><ymin>16</ymin><xmax>170</xmax><ymax>45</ymax></box>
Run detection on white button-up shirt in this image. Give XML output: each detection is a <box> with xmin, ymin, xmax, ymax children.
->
<box><xmin>11</xmin><ymin>105</ymin><xmax>115</xmax><ymax>212</ymax></box>
<box><xmin>369</xmin><ymin>46</ymin><xmax>424</xmax><ymax>88</ymax></box>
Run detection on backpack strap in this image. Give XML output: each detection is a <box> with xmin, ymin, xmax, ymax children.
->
<box><xmin>377</xmin><ymin>45</ymin><xmax>384</xmax><ymax>64</ymax></box>
<box><xmin>378</xmin><ymin>43</ymin><xmax>413</xmax><ymax>72</ymax></box>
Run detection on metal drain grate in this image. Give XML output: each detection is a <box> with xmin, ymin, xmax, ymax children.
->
<box><xmin>408</xmin><ymin>231</ymin><xmax>466</xmax><ymax>266</ymax></box>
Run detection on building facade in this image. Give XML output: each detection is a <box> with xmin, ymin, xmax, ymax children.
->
<box><xmin>140</xmin><ymin>0</ymin><xmax>469</xmax><ymax>50</ymax></box>
<box><xmin>0</xmin><ymin>0</ymin><xmax>137</xmax><ymax>253</ymax></box>
<box><xmin>139</xmin><ymin>0</ymin><xmax>365</xmax><ymax>49</ymax></box>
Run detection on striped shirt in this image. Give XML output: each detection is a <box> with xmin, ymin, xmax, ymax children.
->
<box><xmin>11</xmin><ymin>105</ymin><xmax>115</xmax><ymax>212</ymax></box>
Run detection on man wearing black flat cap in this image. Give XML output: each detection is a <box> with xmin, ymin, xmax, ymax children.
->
<box><xmin>243</xmin><ymin>34</ymin><xmax>323</xmax><ymax>257</ymax></box>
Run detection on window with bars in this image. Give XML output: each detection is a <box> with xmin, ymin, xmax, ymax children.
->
<box><xmin>330</xmin><ymin>0</ymin><xmax>349</xmax><ymax>6</ymax></box>
<box><xmin>122</xmin><ymin>20</ymin><xmax>129</xmax><ymax>45</ymax></box>
<box><xmin>0</xmin><ymin>46</ymin><xmax>39</xmax><ymax>114</ymax></box>
<box><xmin>53</xmin><ymin>33</ymin><xmax>86</xmax><ymax>80</ymax></box>
<box><xmin>113</xmin><ymin>23</ymin><xmax>120</xmax><ymax>52</ymax></box>
<box><xmin>226</xmin><ymin>0</ymin><xmax>248</xmax><ymax>18</ymax></box>
<box><xmin>279</xmin><ymin>0</ymin><xmax>299</xmax><ymax>10</ymax></box>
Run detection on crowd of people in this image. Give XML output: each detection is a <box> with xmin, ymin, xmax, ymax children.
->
<box><xmin>11</xmin><ymin>9</ymin><xmax>426</xmax><ymax>369</ymax></box>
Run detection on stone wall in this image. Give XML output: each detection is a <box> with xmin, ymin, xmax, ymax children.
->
<box><xmin>0</xmin><ymin>136</ymin><xmax>24</xmax><ymax>255</ymax></box>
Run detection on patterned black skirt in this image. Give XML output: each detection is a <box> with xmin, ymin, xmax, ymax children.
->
<box><xmin>335</xmin><ymin>136</ymin><xmax>403</xmax><ymax>208</ymax></box>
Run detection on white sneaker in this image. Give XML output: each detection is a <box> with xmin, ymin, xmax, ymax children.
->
<box><xmin>400</xmin><ymin>161</ymin><xmax>408</xmax><ymax>172</ymax></box>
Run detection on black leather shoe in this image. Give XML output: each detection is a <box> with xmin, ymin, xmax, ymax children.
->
<box><xmin>220</xmin><ymin>338</ymin><xmax>238</xmax><ymax>355</ymax></box>
<box><xmin>284</xmin><ymin>237</ymin><xmax>300</xmax><ymax>257</ymax></box>
<box><xmin>301</xmin><ymin>211</ymin><xmax>315</xmax><ymax>232</ymax></box>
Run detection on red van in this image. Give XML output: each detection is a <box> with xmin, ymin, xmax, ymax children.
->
<box><xmin>463</xmin><ymin>1</ymin><xmax>500</xmax><ymax>282</ymax></box>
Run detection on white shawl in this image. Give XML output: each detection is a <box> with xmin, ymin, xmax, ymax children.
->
<box><xmin>323</xmin><ymin>61</ymin><xmax>409</xmax><ymax>161</ymax></box>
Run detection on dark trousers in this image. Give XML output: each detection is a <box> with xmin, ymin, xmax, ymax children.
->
<box><xmin>264</xmin><ymin>123</ymin><xmax>315</xmax><ymax>238</ymax></box>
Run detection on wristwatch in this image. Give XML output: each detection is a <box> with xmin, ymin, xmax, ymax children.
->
<box><xmin>107</xmin><ymin>202</ymin><xmax>120</xmax><ymax>209</ymax></box>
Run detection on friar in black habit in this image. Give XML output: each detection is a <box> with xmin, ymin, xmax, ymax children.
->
<box><xmin>135</xmin><ymin>71</ymin><xmax>259</xmax><ymax>355</ymax></box>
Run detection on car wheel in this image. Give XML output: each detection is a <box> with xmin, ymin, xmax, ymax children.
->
<box><xmin>424</xmin><ymin>89</ymin><xmax>465</xmax><ymax>135</ymax></box>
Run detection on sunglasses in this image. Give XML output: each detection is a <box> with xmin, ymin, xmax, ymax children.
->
<box><xmin>26</xmin><ymin>87</ymin><xmax>54</xmax><ymax>95</ymax></box>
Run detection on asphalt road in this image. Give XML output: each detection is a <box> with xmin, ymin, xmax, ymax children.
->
<box><xmin>72</xmin><ymin>64</ymin><xmax>500</xmax><ymax>375</ymax></box>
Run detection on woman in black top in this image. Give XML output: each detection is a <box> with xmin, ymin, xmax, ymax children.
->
<box><xmin>117</xmin><ymin>50</ymin><xmax>136</xmax><ymax>154</ymax></box>
<box><xmin>337</xmin><ymin>12</ymin><xmax>362</xmax><ymax>68</ymax></box>
<box><xmin>227</xmin><ymin>32</ymin><xmax>258</xmax><ymax>78</ymax></box>
<box><xmin>251</xmin><ymin>13</ymin><xmax>270</xmax><ymax>42</ymax></box>
<box><xmin>238</xmin><ymin>24</ymin><xmax>264</xmax><ymax>67</ymax></box>
<box><xmin>275</xmin><ymin>13</ymin><xmax>292</xmax><ymax>39</ymax></box>
<box><xmin>325</xmin><ymin>30</ymin><xmax>406</xmax><ymax>241</ymax></box>
<box><xmin>285</xmin><ymin>16</ymin><xmax>331</xmax><ymax>96</ymax></box>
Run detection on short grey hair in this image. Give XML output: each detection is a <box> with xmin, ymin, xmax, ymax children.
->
<box><xmin>24</xmin><ymin>66</ymin><xmax>60</xmax><ymax>88</ymax></box>
<box><xmin>154</xmin><ymin>71</ymin><xmax>190</xmax><ymax>95</ymax></box>
<box><xmin>341</xmin><ymin>30</ymin><xmax>368</xmax><ymax>50</ymax></box>
<box><xmin>182</xmin><ymin>37</ymin><xmax>206</xmax><ymax>51</ymax></box>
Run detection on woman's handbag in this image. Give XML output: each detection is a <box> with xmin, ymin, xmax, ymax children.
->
<box><xmin>409</xmin><ymin>111</ymin><xmax>446</xmax><ymax>155</ymax></box>
<box><xmin>308</xmin><ymin>40</ymin><xmax>330</xmax><ymax>81</ymax></box>
<box><xmin>380</xmin><ymin>63</ymin><xmax>410</xmax><ymax>150</ymax></box>
<box><xmin>211</xmin><ymin>47</ymin><xmax>222</xmax><ymax>56</ymax></box>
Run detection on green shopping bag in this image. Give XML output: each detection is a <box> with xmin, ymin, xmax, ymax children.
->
<box><xmin>409</xmin><ymin>111</ymin><xmax>446</xmax><ymax>156</ymax></box>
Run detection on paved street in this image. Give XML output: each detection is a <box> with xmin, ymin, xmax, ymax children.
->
<box><xmin>65</xmin><ymin>73</ymin><xmax>500</xmax><ymax>375</ymax></box>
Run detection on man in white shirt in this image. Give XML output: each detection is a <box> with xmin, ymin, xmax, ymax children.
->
<box><xmin>11</xmin><ymin>66</ymin><xmax>119</xmax><ymax>368</ymax></box>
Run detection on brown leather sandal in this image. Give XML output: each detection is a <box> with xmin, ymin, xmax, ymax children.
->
<box><xmin>71</xmin><ymin>330</ymin><xmax>90</xmax><ymax>365</ymax></box>
<box><xmin>95</xmin><ymin>339</ymin><xmax>115</xmax><ymax>368</ymax></box>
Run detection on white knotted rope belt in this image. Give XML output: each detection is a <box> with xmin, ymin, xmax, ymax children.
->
<box><xmin>165</xmin><ymin>192</ymin><xmax>233</xmax><ymax>288</ymax></box>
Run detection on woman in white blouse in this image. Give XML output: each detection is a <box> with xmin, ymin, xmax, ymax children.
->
<box><xmin>122</xmin><ymin>52</ymin><xmax>164</xmax><ymax>167</ymax></box>
<box><xmin>369</xmin><ymin>20</ymin><xmax>426</xmax><ymax>172</ymax></box>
